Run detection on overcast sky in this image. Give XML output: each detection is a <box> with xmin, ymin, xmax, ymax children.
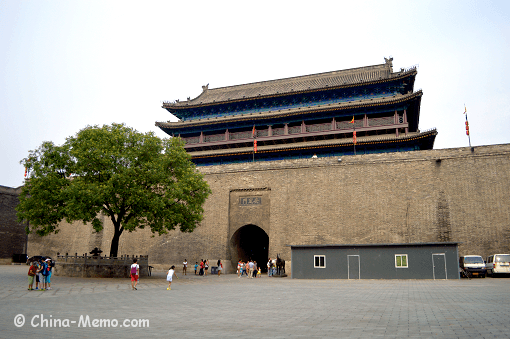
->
<box><xmin>1</xmin><ymin>1</ymin><xmax>509</xmax><ymax>188</ymax></box>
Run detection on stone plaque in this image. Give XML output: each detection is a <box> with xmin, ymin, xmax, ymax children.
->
<box><xmin>239</xmin><ymin>196</ymin><xmax>262</xmax><ymax>206</ymax></box>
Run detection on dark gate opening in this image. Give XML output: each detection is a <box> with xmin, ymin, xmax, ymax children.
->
<box><xmin>231</xmin><ymin>225</ymin><xmax>269</xmax><ymax>272</ymax></box>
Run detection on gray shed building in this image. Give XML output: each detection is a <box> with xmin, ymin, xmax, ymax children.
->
<box><xmin>291</xmin><ymin>242</ymin><xmax>459</xmax><ymax>280</ymax></box>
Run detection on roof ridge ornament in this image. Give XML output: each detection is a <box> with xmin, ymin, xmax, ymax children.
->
<box><xmin>202</xmin><ymin>83</ymin><xmax>209</xmax><ymax>92</ymax></box>
<box><xmin>384</xmin><ymin>56</ymin><xmax>393</xmax><ymax>73</ymax></box>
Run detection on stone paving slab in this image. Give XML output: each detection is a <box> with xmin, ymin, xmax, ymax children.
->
<box><xmin>0</xmin><ymin>265</ymin><xmax>509</xmax><ymax>338</ymax></box>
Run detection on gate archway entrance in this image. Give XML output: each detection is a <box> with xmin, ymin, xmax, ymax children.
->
<box><xmin>230</xmin><ymin>225</ymin><xmax>269</xmax><ymax>271</ymax></box>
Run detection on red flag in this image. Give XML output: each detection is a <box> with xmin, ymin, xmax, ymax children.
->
<box><xmin>353</xmin><ymin>131</ymin><xmax>357</xmax><ymax>144</ymax></box>
<box><xmin>349</xmin><ymin>116</ymin><xmax>354</xmax><ymax>124</ymax></box>
<box><xmin>254</xmin><ymin>140</ymin><xmax>257</xmax><ymax>153</ymax></box>
<box><xmin>252</xmin><ymin>125</ymin><xmax>256</xmax><ymax>138</ymax></box>
<box><xmin>24</xmin><ymin>167</ymin><xmax>27</xmax><ymax>177</ymax></box>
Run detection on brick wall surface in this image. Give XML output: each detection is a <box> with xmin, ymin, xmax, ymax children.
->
<box><xmin>24</xmin><ymin>144</ymin><xmax>510</xmax><ymax>271</ymax></box>
<box><xmin>0</xmin><ymin>186</ymin><xmax>27</xmax><ymax>260</ymax></box>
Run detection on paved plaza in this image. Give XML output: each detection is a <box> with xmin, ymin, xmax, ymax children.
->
<box><xmin>0</xmin><ymin>265</ymin><xmax>509</xmax><ymax>338</ymax></box>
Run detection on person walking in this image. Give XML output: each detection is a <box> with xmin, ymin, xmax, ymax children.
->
<box><xmin>267</xmin><ymin>258</ymin><xmax>272</xmax><ymax>277</ymax></box>
<box><xmin>217</xmin><ymin>259</ymin><xmax>223</xmax><ymax>276</ymax></box>
<box><xmin>166</xmin><ymin>265</ymin><xmax>178</xmax><ymax>290</ymax></box>
<box><xmin>204</xmin><ymin>259</ymin><xmax>209</xmax><ymax>276</ymax></box>
<box><xmin>183</xmin><ymin>259</ymin><xmax>188</xmax><ymax>275</ymax></box>
<box><xmin>130</xmin><ymin>258</ymin><xmax>139</xmax><ymax>290</ymax></box>
<box><xmin>194</xmin><ymin>262</ymin><xmax>199</xmax><ymax>275</ymax></box>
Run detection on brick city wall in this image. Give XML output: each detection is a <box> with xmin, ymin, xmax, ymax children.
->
<box><xmin>0</xmin><ymin>185</ymin><xmax>27</xmax><ymax>262</ymax></box>
<box><xmin>24</xmin><ymin>144</ymin><xmax>510</xmax><ymax>271</ymax></box>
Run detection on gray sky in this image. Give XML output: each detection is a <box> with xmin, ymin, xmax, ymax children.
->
<box><xmin>1</xmin><ymin>0</ymin><xmax>509</xmax><ymax>188</ymax></box>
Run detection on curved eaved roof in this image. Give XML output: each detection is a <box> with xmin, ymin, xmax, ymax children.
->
<box><xmin>163</xmin><ymin>59</ymin><xmax>416</xmax><ymax>110</ymax></box>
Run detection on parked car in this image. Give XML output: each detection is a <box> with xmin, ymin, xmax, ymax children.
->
<box><xmin>459</xmin><ymin>255</ymin><xmax>486</xmax><ymax>278</ymax></box>
<box><xmin>486</xmin><ymin>254</ymin><xmax>510</xmax><ymax>277</ymax></box>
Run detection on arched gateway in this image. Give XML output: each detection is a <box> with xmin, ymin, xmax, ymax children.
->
<box><xmin>230</xmin><ymin>224</ymin><xmax>269</xmax><ymax>271</ymax></box>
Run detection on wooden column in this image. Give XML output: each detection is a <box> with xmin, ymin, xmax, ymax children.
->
<box><xmin>363</xmin><ymin>114</ymin><xmax>368</xmax><ymax>127</ymax></box>
<box><xmin>301</xmin><ymin>121</ymin><xmax>306</xmax><ymax>133</ymax></box>
<box><xmin>199</xmin><ymin>131</ymin><xmax>204</xmax><ymax>143</ymax></box>
<box><xmin>268</xmin><ymin>125</ymin><xmax>272</xmax><ymax>137</ymax></box>
<box><xmin>394</xmin><ymin>110</ymin><xmax>399</xmax><ymax>137</ymax></box>
<box><xmin>332</xmin><ymin>118</ymin><xmax>336</xmax><ymax>130</ymax></box>
<box><xmin>284</xmin><ymin>124</ymin><xmax>289</xmax><ymax>135</ymax></box>
<box><xmin>404</xmin><ymin>109</ymin><xmax>408</xmax><ymax>135</ymax></box>
<box><xmin>225</xmin><ymin>129</ymin><xmax>229</xmax><ymax>141</ymax></box>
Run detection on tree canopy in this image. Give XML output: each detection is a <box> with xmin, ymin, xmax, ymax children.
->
<box><xmin>17</xmin><ymin>123</ymin><xmax>211</xmax><ymax>257</ymax></box>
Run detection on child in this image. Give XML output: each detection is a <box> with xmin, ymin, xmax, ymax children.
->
<box><xmin>257</xmin><ymin>267</ymin><xmax>261</xmax><ymax>278</ymax></box>
<box><xmin>194</xmin><ymin>262</ymin><xmax>198</xmax><ymax>275</ymax></box>
<box><xmin>167</xmin><ymin>265</ymin><xmax>178</xmax><ymax>290</ymax></box>
<box><xmin>28</xmin><ymin>262</ymin><xmax>37</xmax><ymax>290</ymax></box>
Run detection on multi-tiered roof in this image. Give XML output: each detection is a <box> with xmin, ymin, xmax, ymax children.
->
<box><xmin>156</xmin><ymin>58</ymin><xmax>436</xmax><ymax>165</ymax></box>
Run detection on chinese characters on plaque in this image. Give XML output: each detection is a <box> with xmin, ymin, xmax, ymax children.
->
<box><xmin>239</xmin><ymin>196</ymin><xmax>262</xmax><ymax>206</ymax></box>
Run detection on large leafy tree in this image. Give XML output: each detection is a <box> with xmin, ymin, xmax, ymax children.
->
<box><xmin>17</xmin><ymin>123</ymin><xmax>211</xmax><ymax>257</ymax></box>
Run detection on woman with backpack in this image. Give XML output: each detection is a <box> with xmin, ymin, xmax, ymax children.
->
<box><xmin>130</xmin><ymin>258</ymin><xmax>139</xmax><ymax>290</ymax></box>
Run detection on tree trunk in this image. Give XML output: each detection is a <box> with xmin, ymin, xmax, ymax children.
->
<box><xmin>109</xmin><ymin>224</ymin><xmax>123</xmax><ymax>257</ymax></box>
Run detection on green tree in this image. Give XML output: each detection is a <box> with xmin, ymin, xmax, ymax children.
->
<box><xmin>17</xmin><ymin>123</ymin><xmax>211</xmax><ymax>257</ymax></box>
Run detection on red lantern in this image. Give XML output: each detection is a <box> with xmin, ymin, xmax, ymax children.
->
<box><xmin>254</xmin><ymin>140</ymin><xmax>257</xmax><ymax>153</ymax></box>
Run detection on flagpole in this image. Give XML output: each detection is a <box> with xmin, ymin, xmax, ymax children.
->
<box><xmin>465</xmin><ymin>113</ymin><xmax>471</xmax><ymax>148</ymax></box>
<box><xmin>464</xmin><ymin>105</ymin><xmax>471</xmax><ymax>148</ymax></box>
<box><xmin>353</xmin><ymin>125</ymin><xmax>356</xmax><ymax>155</ymax></box>
<box><xmin>349</xmin><ymin>116</ymin><xmax>356</xmax><ymax>155</ymax></box>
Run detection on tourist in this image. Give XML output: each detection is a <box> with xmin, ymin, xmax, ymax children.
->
<box><xmin>183</xmin><ymin>259</ymin><xmax>188</xmax><ymax>275</ymax></box>
<box><xmin>40</xmin><ymin>259</ymin><xmax>50</xmax><ymax>290</ymax></box>
<box><xmin>257</xmin><ymin>266</ymin><xmax>261</xmax><ymax>278</ymax></box>
<box><xmin>204</xmin><ymin>259</ymin><xmax>209</xmax><ymax>276</ymax></box>
<box><xmin>217</xmin><ymin>259</ymin><xmax>223</xmax><ymax>276</ymax></box>
<box><xmin>45</xmin><ymin>258</ymin><xmax>53</xmax><ymax>290</ymax></box>
<box><xmin>248</xmin><ymin>260</ymin><xmax>255</xmax><ymax>278</ymax></box>
<box><xmin>166</xmin><ymin>265</ymin><xmax>178</xmax><ymax>290</ymax></box>
<box><xmin>194</xmin><ymin>262</ymin><xmax>199</xmax><ymax>275</ymax></box>
<box><xmin>267</xmin><ymin>258</ymin><xmax>272</xmax><ymax>277</ymax></box>
<box><xmin>237</xmin><ymin>260</ymin><xmax>242</xmax><ymax>278</ymax></box>
<box><xmin>34</xmin><ymin>261</ymin><xmax>42</xmax><ymax>290</ymax></box>
<box><xmin>27</xmin><ymin>261</ymin><xmax>37</xmax><ymax>290</ymax></box>
<box><xmin>130</xmin><ymin>258</ymin><xmax>139</xmax><ymax>290</ymax></box>
<box><xmin>240</xmin><ymin>261</ymin><xmax>247</xmax><ymax>277</ymax></box>
<box><xmin>199</xmin><ymin>259</ymin><xmax>204</xmax><ymax>276</ymax></box>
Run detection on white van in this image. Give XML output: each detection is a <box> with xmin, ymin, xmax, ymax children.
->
<box><xmin>486</xmin><ymin>254</ymin><xmax>510</xmax><ymax>276</ymax></box>
<box><xmin>459</xmin><ymin>255</ymin><xmax>486</xmax><ymax>278</ymax></box>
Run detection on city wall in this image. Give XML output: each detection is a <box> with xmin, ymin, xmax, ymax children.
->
<box><xmin>23</xmin><ymin>144</ymin><xmax>510</xmax><ymax>272</ymax></box>
<box><xmin>0</xmin><ymin>185</ymin><xmax>27</xmax><ymax>264</ymax></box>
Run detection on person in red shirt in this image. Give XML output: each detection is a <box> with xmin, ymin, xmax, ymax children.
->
<box><xmin>27</xmin><ymin>262</ymin><xmax>37</xmax><ymax>290</ymax></box>
<box><xmin>199</xmin><ymin>259</ymin><xmax>204</xmax><ymax>276</ymax></box>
